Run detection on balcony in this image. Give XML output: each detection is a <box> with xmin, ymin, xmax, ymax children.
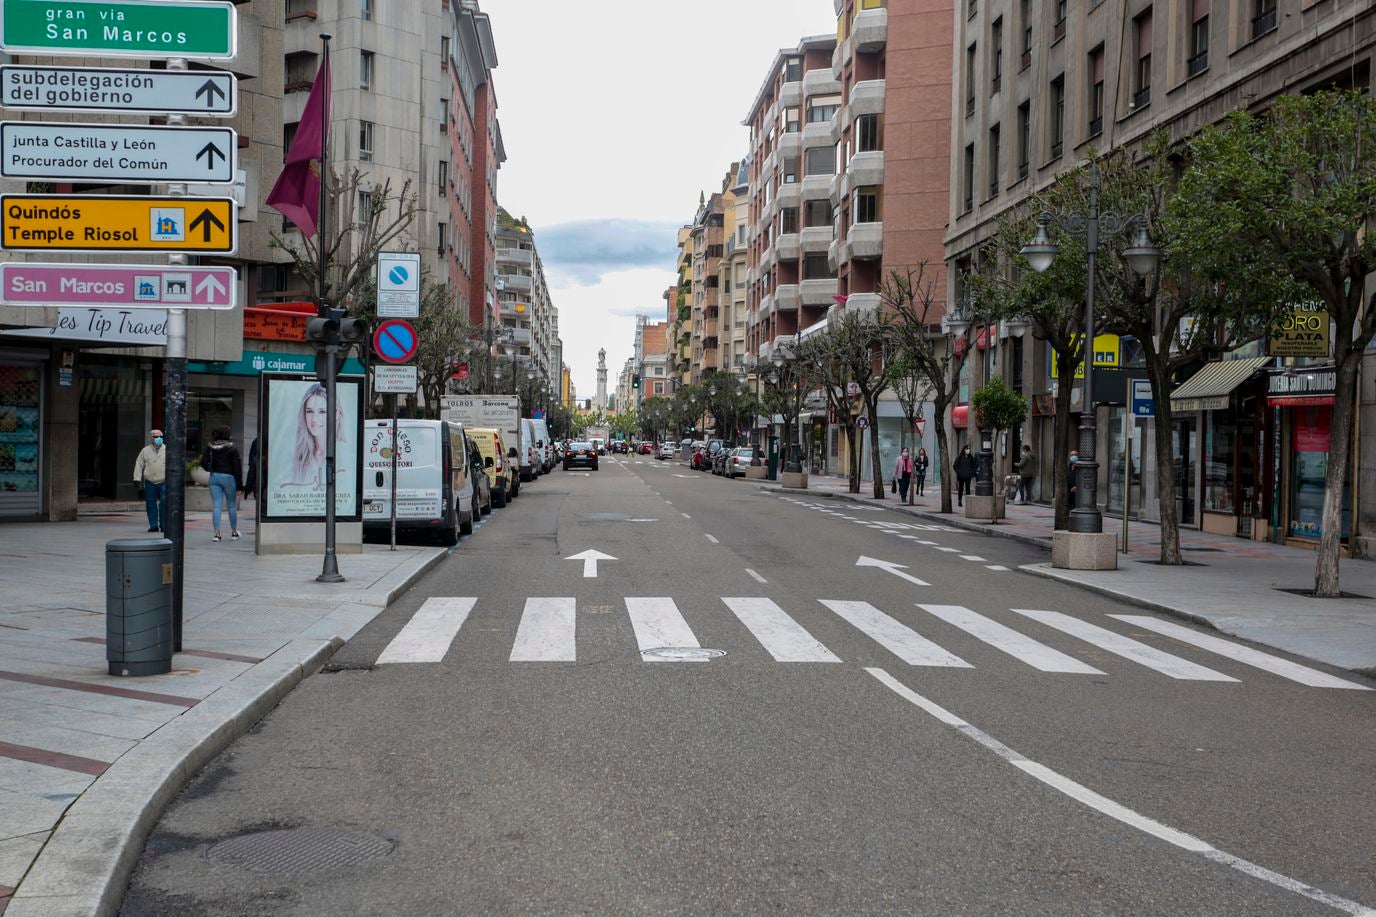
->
<box><xmin>803</xmin><ymin>67</ymin><xmax>841</xmax><ymax>99</ymax></box>
<box><xmin>801</xmin><ymin>279</ymin><xmax>837</xmax><ymax>307</ymax></box>
<box><xmin>500</xmin><ymin>273</ymin><xmax>532</xmax><ymax>292</ymax></box>
<box><xmin>832</xmin><ymin>37</ymin><xmax>850</xmax><ymax>79</ymax></box>
<box><xmin>853</xmin><ymin>6</ymin><xmax>888</xmax><ymax>52</ymax></box>
<box><xmin>847</xmin><ymin>79</ymin><xmax>886</xmax><ymax>123</ymax></box>
<box><xmin>800</xmin><ymin>120</ymin><xmax>832</xmax><ymax>155</ymax></box>
<box><xmin>1187</xmin><ymin>49</ymin><xmax>1208</xmax><ymax>78</ymax></box>
<box><xmin>801</xmin><ymin>226</ymin><xmax>832</xmax><ymax>254</ymax></box>
<box><xmin>496</xmin><ymin>246</ymin><xmax>532</xmax><ymax>266</ymax></box>
<box><xmin>844</xmin><ymin>292</ymin><xmax>882</xmax><ymax>316</ymax></box>
<box><xmin>776</xmin><ymin>181</ymin><xmax>801</xmax><ymax>211</ymax></box>
<box><xmin>830</xmin><ymin>171</ymin><xmax>845</xmax><ymax>205</ymax></box>
<box><xmin>844</xmin><ymin>221</ymin><xmax>883</xmax><ymax>261</ymax></box>
<box><xmin>509</xmin><ymin>327</ymin><xmax>533</xmax><ymax>345</ymax></box>
<box><xmin>774</xmin><ymin>284</ymin><xmax>800</xmax><ymax>311</ymax></box>
<box><xmin>846</xmin><ymin>149</ymin><xmax>884</xmax><ymax>190</ymax></box>
<box><xmin>758</xmin><ymin>294</ymin><xmax>775</xmax><ymax>319</ymax></box>
<box><xmin>780</xmin><ymin>81</ymin><xmax>803</xmax><ymax>109</ymax></box>
<box><xmin>802</xmin><ymin>173</ymin><xmax>833</xmax><ymax>202</ymax></box>
<box><xmin>828</xmin><ymin>237</ymin><xmax>842</xmax><ymax>272</ymax></box>
<box><xmin>778</xmin><ymin>130</ymin><xmax>802</xmax><ymax>159</ymax></box>
<box><xmin>775</xmin><ymin>231</ymin><xmax>800</xmax><ymax>261</ymax></box>
<box><xmin>1251</xmin><ymin>7</ymin><xmax>1277</xmax><ymax>38</ymax></box>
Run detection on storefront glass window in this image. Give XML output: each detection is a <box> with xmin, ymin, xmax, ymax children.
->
<box><xmin>0</xmin><ymin>365</ymin><xmax>42</xmax><ymax>516</ymax></box>
<box><xmin>1106</xmin><ymin>407</ymin><xmax>1144</xmax><ymax>518</ymax></box>
<box><xmin>1289</xmin><ymin>406</ymin><xmax>1349</xmax><ymax>540</ymax></box>
<box><xmin>1204</xmin><ymin>409</ymin><xmax>1236</xmax><ymax>513</ymax></box>
<box><xmin>78</xmin><ymin>358</ymin><xmax>148</xmax><ymax>501</ymax></box>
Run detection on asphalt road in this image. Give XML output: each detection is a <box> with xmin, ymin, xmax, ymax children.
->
<box><xmin>122</xmin><ymin>456</ymin><xmax>1376</xmax><ymax>916</ymax></box>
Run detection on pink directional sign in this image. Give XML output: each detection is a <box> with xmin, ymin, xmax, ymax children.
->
<box><xmin>0</xmin><ymin>262</ymin><xmax>237</xmax><ymax>310</ymax></box>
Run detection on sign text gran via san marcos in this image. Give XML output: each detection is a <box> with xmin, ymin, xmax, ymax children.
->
<box><xmin>0</xmin><ymin>0</ymin><xmax>237</xmax><ymax>60</ymax></box>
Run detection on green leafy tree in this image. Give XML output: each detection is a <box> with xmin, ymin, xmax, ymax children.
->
<box><xmin>971</xmin><ymin>376</ymin><xmax>1028</xmax><ymax>481</ymax></box>
<box><xmin>1174</xmin><ymin>91</ymin><xmax>1376</xmax><ymax>594</ymax></box>
<box><xmin>797</xmin><ymin>311</ymin><xmax>891</xmax><ymax>496</ymax></box>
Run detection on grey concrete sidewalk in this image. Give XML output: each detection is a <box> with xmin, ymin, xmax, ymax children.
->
<box><xmin>0</xmin><ymin>512</ymin><xmax>445</xmax><ymax>917</ymax></box>
<box><xmin>746</xmin><ymin>471</ymin><xmax>1376</xmax><ymax>675</ymax></box>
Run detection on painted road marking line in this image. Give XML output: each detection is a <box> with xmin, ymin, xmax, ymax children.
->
<box><xmin>681</xmin><ymin>512</ymin><xmax>692</xmax><ymax>519</ymax></box>
<box><xmin>917</xmin><ymin>540</ymin><xmax>939</xmax><ymax>545</ymax></box>
<box><xmin>510</xmin><ymin>597</ymin><xmax>577</xmax><ymax>662</ymax></box>
<box><xmin>626</xmin><ymin>598</ymin><xmax>704</xmax><ymax>662</ymax></box>
<box><xmin>745</xmin><ymin>569</ymin><xmax>768</xmax><ymax>584</ymax></box>
<box><xmin>934</xmin><ymin>546</ymin><xmax>960</xmax><ymax>553</ymax></box>
<box><xmin>1012</xmin><ymin>609</ymin><xmax>1238</xmax><ymax>682</ymax></box>
<box><xmin>376</xmin><ymin>597</ymin><xmax>477</xmax><ymax>665</ymax></box>
<box><xmin>916</xmin><ymin>604</ymin><xmax>1104</xmax><ymax>674</ymax></box>
<box><xmin>722</xmin><ymin>598</ymin><xmax>841</xmax><ymax>663</ymax></box>
<box><xmin>1109</xmin><ymin>615</ymin><xmax>1371</xmax><ymax>690</ymax></box>
<box><xmin>960</xmin><ymin>555</ymin><xmax>987</xmax><ymax>562</ymax></box>
<box><xmin>705</xmin><ymin>534</ymin><xmax>719</xmax><ymax>543</ymax></box>
<box><xmin>821</xmin><ymin>601</ymin><xmax>970</xmax><ymax>668</ymax></box>
<box><xmin>865</xmin><ymin>667</ymin><xmax>1376</xmax><ymax>917</ymax></box>
<box><xmin>985</xmin><ymin>565</ymin><xmax>1010</xmax><ymax>571</ymax></box>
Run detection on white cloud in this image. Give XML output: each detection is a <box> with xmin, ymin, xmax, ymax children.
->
<box><xmin>550</xmin><ymin>267</ymin><xmax>671</xmax><ymax>397</ymax></box>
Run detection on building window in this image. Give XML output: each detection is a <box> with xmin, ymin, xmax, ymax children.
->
<box><xmin>962</xmin><ymin>143</ymin><xmax>975</xmax><ymax>212</ymax></box>
<box><xmin>780</xmin><ymin>207</ymin><xmax>799</xmax><ymax>234</ymax></box>
<box><xmin>968</xmin><ymin>0</ymin><xmax>977</xmax><ymax>19</ymax></box>
<box><xmin>357</xmin><ymin>189</ymin><xmax>373</xmax><ymax>225</ymax></box>
<box><xmin>805</xmin><ymin>199</ymin><xmax>833</xmax><ymax>226</ymax></box>
<box><xmin>804</xmin><ymin>253</ymin><xmax>834</xmax><ymax>280</ymax></box>
<box><xmin>988</xmin><ymin>124</ymin><xmax>1001</xmax><ymax>199</ymax></box>
<box><xmin>782</xmin><ymin>157</ymin><xmax>800</xmax><ymax>184</ymax></box>
<box><xmin>1189</xmin><ymin>0</ymin><xmax>1209</xmax><ymax>76</ymax></box>
<box><xmin>359</xmin><ymin>50</ymin><xmax>374</xmax><ymax>90</ymax></box>
<box><xmin>438</xmin><ymin>159</ymin><xmax>448</xmax><ymax>194</ymax></box>
<box><xmin>437</xmin><ymin>221</ymin><xmax>447</xmax><ymax>255</ymax></box>
<box><xmin>784</xmin><ymin>56</ymin><xmax>803</xmax><ymax>82</ymax></box>
<box><xmin>362</xmin><ymin>0</ymin><xmax>372</xmax><ymax>20</ymax></box>
<box><xmin>807</xmin><ymin>94</ymin><xmax>842</xmax><ymax>123</ymax></box>
<box><xmin>1054</xmin><ymin>0</ymin><xmax>1067</xmax><ymax>40</ymax></box>
<box><xmin>853</xmin><ymin>187</ymin><xmax>879</xmax><ymax>223</ymax></box>
<box><xmin>784</xmin><ymin>106</ymin><xmax>801</xmax><ymax>133</ymax></box>
<box><xmin>439</xmin><ymin>98</ymin><xmax>448</xmax><ymax>133</ymax></box>
<box><xmin>1134</xmin><ymin>10</ymin><xmax>1153</xmax><ymax>108</ymax></box>
<box><xmin>1251</xmin><ymin>0</ymin><xmax>1276</xmax><ymax>39</ymax></box>
<box><xmin>991</xmin><ymin>18</ymin><xmax>1003</xmax><ymax>93</ymax></box>
<box><xmin>440</xmin><ymin>36</ymin><xmax>450</xmax><ymax>68</ymax></box>
<box><xmin>1020</xmin><ymin>0</ymin><xmax>1033</xmax><ymax>68</ymax></box>
<box><xmin>965</xmin><ymin>44</ymin><xmax>977</xmax><ymax>115</ymax></box>
<box><xmin>1016</xmin><ymin>102</ymin><xmax>1030</xmax><ymax>178</ymax></box>
<box><xmin>1050</xmin><ymin>75</ymin><xmax>1065</xmax><ymax>159</ymax></box>
<box><xmin>1088</xmin><ymin>46</ymin><xmax>1104</xmax><ymax>138</ymax></box>
<box><xmin>856</xmin><ymin>113</ymin><xmax>882</xmax><ymax>153</ymax></box>
<box><xmin>805</xmin><ymin>146</ymin><xmax>835</xmax><ymax>176</ymax></box>
<box><xmin>359</xmin><ymin>120</ymin><xmax>374</xmax><ymax>161</ymax></box>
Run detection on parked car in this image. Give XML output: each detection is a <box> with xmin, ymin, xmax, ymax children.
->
<box><xmin>518</xmin><ymin>418</ymin><xmax>538</xmax><ymax>481</ymax></box>
<box><xmin>724</xmin><ymin>447</ymin><xmax>755</xmax><ymax>478</ymax></box>
<box><xmin>711</xmin><ymin>447</ymin><xmax>732</xmax><ymax>476</ymax></box>
<box><xmin>531</xmin><ymin>418</ymin><xmax>554</xmax><ymax>471</ymax></box>
<box><xmin>363</xmin><ymin>419</ymin><xmax>474</xmax><ymax>545</ymax></box>
<box><xmin>468</xmin><ymin>427</ymin><xmax>516</xmax><ymax>507</ymax></box>
<box><xmin>706</xmin><ymin>439</ymin><xmax>726</xmax><ymax>463</ymax></box>
<box><xmin>657</xmin><ymin>442</ymin><xmax>676</xmax><ymax>460</ymax></box>
<box><xmin>639</xmin><ymin>442</ymin><xmax>654</xmax><ymax>455</ymax></box>
<box><xmin>564</xmin><ymin>442</ymin><xmax>600</xmax><ymax>471</ymax></box>
<box><xmin>467</xmin><ymin>437</ymin><xmax>492</xmax><ymax>519</ymax></box>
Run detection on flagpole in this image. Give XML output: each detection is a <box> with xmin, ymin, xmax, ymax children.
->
<box><xmin>316</xmin><ymin>33</ymin><xmax>345</xmax><ymax>583</ymax></box>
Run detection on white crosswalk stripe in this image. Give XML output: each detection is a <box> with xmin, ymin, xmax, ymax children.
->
<box><xmin>1012</xmin><ymin>609</ymin><xmax>1238</xmax><ymax>681</ymax></box>
<box><xmin>820</xmin><ymin>601</ymin><xmax>970</xmax><ymax>668</ymax></box>
<box><xmin>722</xmin><ymin>597</ymin><xmax>841</xmax><ymax>662</ymax></box>
<box><xmin>1110</xmin><ymin>615</ymin><xmax>1370</xmax><ymax>690</ymax></box>
<box><xmin>626</xmin><ymin>597</ymin><xmax>704</xmax><ymax>662</ymax></box>
<box><xmin>917</xmin><ymin>604</ymin><xmax>1103</xmax><ymax>674</ymax></box>
<box><xmin>511</xmin><ymin>597</ymin><xmax>577</xmax><ymax>662</ymax></box>
<box><xmin>377</xmin><ymin>597</ymin><xmax>477</xmax><ymax>664</ymax></box>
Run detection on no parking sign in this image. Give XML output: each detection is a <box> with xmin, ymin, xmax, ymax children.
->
<box><xmin>376</xmin><ymin>251</ymin><xmax>421</xmax><ymax>318</ymax></box>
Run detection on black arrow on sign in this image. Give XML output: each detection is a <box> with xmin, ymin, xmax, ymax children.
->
<box><xmin>196</xmin><ymin>142</ymin><xmax>225</xmax><ymax>170</ymax></box>
<box><xmin>195</xmin><ymin>79</ymin><xmax>227</xmax><ymax>108</ymax></box>
<box><xmin>189</xmin><ymin>208</ymin><xmax>226</xmax><ymax>243</ymax></box>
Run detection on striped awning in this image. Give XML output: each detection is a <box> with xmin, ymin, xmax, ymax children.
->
<box><xmin>1169</xmin><ymin>356</ymin><xmax>1272</xmax><ymax>412</ymax></box>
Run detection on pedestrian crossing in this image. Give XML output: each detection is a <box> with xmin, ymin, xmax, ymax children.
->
<box><xmin>373</xmin><ymin>595</ymin><xmax>1370</xmax><ymax>691</ymax></box>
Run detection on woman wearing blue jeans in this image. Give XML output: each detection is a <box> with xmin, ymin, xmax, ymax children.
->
<box><xmin>200</xmin><ymin>426</ymin><xmax>244</xmax><ymax>542</ymax></box>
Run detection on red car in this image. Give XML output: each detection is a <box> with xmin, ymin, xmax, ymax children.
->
<box><xmin>639</xmin><ymin>443</ymin><xmax>653</xmax><ymax>455</ymax></box>
<box><xmin>691</xmin><ymin>445</ymin><xmax>709</xmax><ymax>470</ymax></box>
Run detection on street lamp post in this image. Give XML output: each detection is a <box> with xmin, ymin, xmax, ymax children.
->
<box><xmin>1021</xmin><ymin>161</ymin><xmax>1161</xmax><ymax>534</ymax></box>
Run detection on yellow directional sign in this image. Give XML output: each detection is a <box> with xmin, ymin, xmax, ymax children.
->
<box><xmin>1</xmin><ymin>193</ymin><xmax>235</xmax><ymax>254</ymax></box>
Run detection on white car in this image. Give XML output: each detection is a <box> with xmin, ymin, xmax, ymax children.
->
<box><xmin>657</xmin><ymin>443</ymin><xmax>676</xmax><ymax>460</ymax></box>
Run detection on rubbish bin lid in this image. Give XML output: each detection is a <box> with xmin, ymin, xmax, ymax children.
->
<box><xmin>106</xmin><ymin>537</ymin><xmax>173</xmax><ymax>553</ymax></box>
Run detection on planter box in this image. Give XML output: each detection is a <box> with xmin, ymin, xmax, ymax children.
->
<box><xmin>1052</xmin><ymin>530</ymin><xmax>1118</xmax><ymax>570</ymax></box>
<box><xmin>780</xmin><ymin>471</ymin><xmax>809</xmax><ymax>489</ymax></box>
<box><xmin>744</xmin><ymin>465</ymin><xmax>768</xmax><ymax>480</ymax></box>
<box><xmin>964</xmin><ymin>493</ymin><xmax>1005</xmax><ymax>521</ymax></box>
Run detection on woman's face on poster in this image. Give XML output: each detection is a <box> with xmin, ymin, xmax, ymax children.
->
<box><xmin>304</xmin><ymin>394</ymin><xmax>328</xmax><ymax>440</ymax></box>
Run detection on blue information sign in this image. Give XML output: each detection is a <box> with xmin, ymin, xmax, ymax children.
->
<box><xmin>1131</xmin><ymin>379</ymin><xmax>1155</xmax><ymax>417</ymax></box>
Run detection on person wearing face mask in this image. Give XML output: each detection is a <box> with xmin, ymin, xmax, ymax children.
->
<box><xmin>1067</xmin><ymin>449</ymin><xmax>1080</xmax><ymax>501</ymax></box>
<box><xmin>133</xmin><ymin>429</ymin><xmax>168</xmax><ymax>532</ymax></box>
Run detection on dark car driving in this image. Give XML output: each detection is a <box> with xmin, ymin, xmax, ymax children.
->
<box><xmin>564</xmin><ymin>442</ymin><xmax>600</xmax><ymax>471</ymax></box>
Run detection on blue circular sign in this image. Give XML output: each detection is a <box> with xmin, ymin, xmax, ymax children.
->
<box><xmin>373</xmin><ymin>319</ymin><xmax>419</xmax><ymax>364</ymax></box>
<box><xmin>388</xmin><ymin>265</ymin><xmax>409</xmax><ymax>287</ymax></box>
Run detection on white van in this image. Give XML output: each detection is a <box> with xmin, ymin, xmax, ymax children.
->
<box><xmin>363</xmin><ymin>419</ymin><xmax>474</xmax><ymax>545</ymax></box>
<box><xmin>531</xmin><ymin>417</ymin><xmax>554</xmax><ymax>471</ymax></box>
<box><xmin>518</xmin><ymin>418</ymin><xmax>539</xmax><ymax>480</ymax></box>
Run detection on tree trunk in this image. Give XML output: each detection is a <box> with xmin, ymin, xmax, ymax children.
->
<box><xmin>1146</xmin><ymin>356</ymin><xmax>1183</xmax><ymax>565</ymax></box>
<box><xmin>847</xmin><ymin>424</ymin><xmax>861</xmax><ymax>492</ymax></box>
<box><xmin>867</xmin><ymin>395</ymin><xmax>885</xmax><ymax>498</ymax></box>
<box><xmin>1314</xmin><ymin>352</ymin><xmax>1360</xmax><ymax>597</ymax></box>
<box><xmin>935</xmin><ymin>400</ymin><xmax>953</xmax><ymax>514</ymax></box>
<box><xmin>1052</xmin><ymin>363</ymin><xmax>1077</xmax><ymax>530</ymax></box>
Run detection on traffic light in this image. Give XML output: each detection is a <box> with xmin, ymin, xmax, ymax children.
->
<box><xmin>632</xmin><ymin>374</ymin><xmax>640</xmax><ymax>390</ymax></box>
<box><xmin>307</xmin><ymin>308</ymin><xmax>369</xmax><ymax>381</ymax></box>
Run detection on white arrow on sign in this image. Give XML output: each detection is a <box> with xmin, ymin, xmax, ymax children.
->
<box><xmin>567</xmin><ymin>549</ymin><xmax>617</xmax><ymax>578</ymax></box>
<box><xmin>856</xmin><ymin>556</ymin><xmax>930</xmax><ymax>587</ymax></box>
<box><xmin>195</xmin><ymin>274</ymin><xmax>226</xmax><ymax>299</ymax></box>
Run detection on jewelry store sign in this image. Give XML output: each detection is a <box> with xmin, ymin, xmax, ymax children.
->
<box><xmin>1269</xmin><ymin>302</ymin><xmax>1329</xmax><ymax>357</ymax></box>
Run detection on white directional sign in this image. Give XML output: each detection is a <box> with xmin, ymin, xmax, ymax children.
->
<box><xmin>0</xmin><ymin>65</ymin><xmax>236</xmax><ymax>116</ymax></box>
<box><xmin>373</xmin><ymin>364</ymin><xmax>418</xmax><ymax>394</ymax></box>
<box><xmin>376</xmin><ymin>251</ymin><xmax>421</xmax><ymax>318</ymax></box>
<box><xmin>0</xmin><ymin>121</ymin><xmax>235</xmax><ymax>184</ymax></box>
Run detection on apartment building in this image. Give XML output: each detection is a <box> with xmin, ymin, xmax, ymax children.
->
<box><xmin>945</xmin><ymin>0</ymin><xmax>1374</xmax><ymax>543</ymax></box>
<box><xmin>0</xmin><ymin>2</ymin><xmax>285</xmax><ymax>520</ymax></box>
<box><xmin>722</xmin><ymin>160</ymin><xmax>751</xmax><ymax>375</ymax></box>
<box><xmin>689</xmin><ymin>190</ymin><xmax>728</xmax><ymax>383</ymax></box>
<box><xmin>640</xmin><ymin>322</ymin><xmax>672</xmax><ymax>399</ymax></box>
<box><xmin>495</xmin><ymin>212</ymin><xmax>561</xmax><ymax>391</ymax></box>
<box><xmin>668</xmin><ymin>228</ymin><xmax>694</xmax><ymax>387</ymax></box>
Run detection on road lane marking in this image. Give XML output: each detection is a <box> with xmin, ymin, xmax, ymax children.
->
<box><xmin>916</xmin><ymin>604</ymin><xmax>1104</xmax><ymax>674</ymax></box>
<box><xmin>1109</xmin><ymin>615</ymin><xmax>1371</xmax><ymax>690</ymax></box>
<box><xmin>681</xmin><ymin>512</ymin><xmax>692</xmax><ymax>519</ymax></box>
<box><xmin>626</xmin><ymin>598</ymin><xmax>704</xmax><ymax>662</ymax></box>
<box><xmin>917</xmin><ymin>540</ymin><xmax>939</xmax><ymax>545</ymax></box>
<box><xmin>1011</xmin><ymin>609</ymin><xmax>1238</xmax><ymax>681</ymax></box>
<box><xmin>960</xmin><ymin>555</ymin><xmax>987</xmax><ymax>562</ymax></box>
<box><xmin>985</xmin><ymin>565</ymin><xmax>1010</xmax><ymax>571</ymax></box>
<box><xmin>376</xmin><ymin>597</ymin><xmax>477</xmax><ymax>665</ymax></box>
<box><xmin>866</xmin><ymin>667</ymin><xmax>1376</xmax><ymax>917</ymax></box>
<box><xmin>510</xmin><ymin>597</ymin><xmax>577</xmax><ymax>662</ymax></box>
<box><xmin>745</xmin><ymin>569</ymin><xmax>768</xmax><ymax>584</ymax></box>
<box><xmin>705</xmin><ymin>534</ymin><xmax>719</xmax><ymax>543</ymax></box>
<box><xmin>934</xmin><ymin>546</ymin><xmax>960</xmax><ymax>553</ymax></box>
<box><xmin>820</xmin><ymin>601</ymin><xmax>970</xmax><ymax>668</ymax></box>
<box><xmin>722</xmin><ymin>597</ymin><xmax>841</xmax><ymax>663</ymax></box>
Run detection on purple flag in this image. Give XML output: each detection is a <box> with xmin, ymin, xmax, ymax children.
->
<box><xmin>267</xmin><ymin>54</ymin><xmax>331</xmax><ymax>237</ymax></box>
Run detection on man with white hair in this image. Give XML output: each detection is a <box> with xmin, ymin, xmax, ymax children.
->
<box><xmin>133</xmin><ymin>428</ymin><xmax>168</xmax><ymax>532</ymax></box>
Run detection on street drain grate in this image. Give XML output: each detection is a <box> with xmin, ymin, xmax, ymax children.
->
<box><xmin>206</xmin><ymin>827</ymin><xmax>396</xmax><ymax>873</ymax></box>
<box><xmin>641</xmin><ymin>647</ymin><xmax>727</xmax><ymax>660</ymax></box>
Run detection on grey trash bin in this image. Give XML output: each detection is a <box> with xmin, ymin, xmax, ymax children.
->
<box><xmin>106</xmin><ymin>537</ymin><xmax>174</xmax><ymax>677</ymax></box>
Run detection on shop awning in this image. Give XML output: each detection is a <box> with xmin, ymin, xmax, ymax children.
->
<box><xmin>1169</xmin><ymin>357</ymin><xmax>1272</xmax><ymax>412</ymax></box>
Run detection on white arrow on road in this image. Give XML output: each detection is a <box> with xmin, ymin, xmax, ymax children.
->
<box><xmin>856</xmin><ymin>556</ymin><xmax>930</xmax><ymax>587</ymax></box>
<box><xmin>567</xmin><ymin>549</ymin><xmax>617</xmax><ymax>578</ymax></box>
<box><xmin>673</xmin><ymin>474</ymin><xmax>694</xmax><ymax>478</ymax></box>
<box><xmin>195</xmin><ymin>273</ymin><xmax>226</xmax><ymax>299</ymax></box>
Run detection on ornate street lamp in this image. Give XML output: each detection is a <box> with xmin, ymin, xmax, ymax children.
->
<box><xmin>1021</xmin><ymin>162</ymin><xmax>1161</xmax><ymax>534</ymax></box>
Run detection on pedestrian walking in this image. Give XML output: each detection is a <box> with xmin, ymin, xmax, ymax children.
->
<box><xmin>914</xmin><ymin>448</ymin><xmax>929</xmax><ymax>497</ymax></box>
<box><xmin>1016</xmin><ymin>444</ymin><xmax>1038</xmax><ymax>505</ymax></box>
<box><xmin>953</xmin><ymin>445</ymin><xmax>977</xmax><ymax>507</ymax></box>
<box><xmin>132</xmin><ymin>428</ymin><xmax>167</xmax><ymax>532</ymax></box>
<box><xmin>892</xmin><ymin>447</ymin><xmax>914</xmax><ymax>503</ymax></box>
<box><xmin>201</xmin><ymin>426</ymin><xmax>243</xmax><ymax>542</ymax></box>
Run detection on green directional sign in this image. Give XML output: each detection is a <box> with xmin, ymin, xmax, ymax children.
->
<box><xmin>0</xmin><ymin>0</ymin><xmax>236</xmax><ymax>60</ymax></box>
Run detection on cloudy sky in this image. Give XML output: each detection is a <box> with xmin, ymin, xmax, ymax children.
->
<box><xmin>485</xmin><ymin>0</ymin><xmax>836</xmax><ymax>400</ymax></box>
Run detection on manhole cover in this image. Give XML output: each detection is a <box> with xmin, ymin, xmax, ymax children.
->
<box><xmin>206</xmin><ymin>827</ymin><xmax>395</xmax><ymax>873</ymax></box>
<box><xmin>641</xmin><ymin>646</ymin><xmax>727</xmax><ymax>660</ymax></box>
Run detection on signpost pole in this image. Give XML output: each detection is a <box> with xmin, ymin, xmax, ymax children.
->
<box><xmin>164</xmin><ymin>57</ymin><xmax>191</xmax><ymax>652</ymax></box>
<box><xmin>390</xmin><ymin>394</ymin><xmax>399</xmax><ymax>552</ymax></box>
<box><xmin>1122</xmin><ymin>411</ymin><xmax>1131</xmax><ymax>554</ymax></box>
<box><xmin>315</xmin><ymin>34</ymin><xmax>343</xmax><ymax>584</ymax></box>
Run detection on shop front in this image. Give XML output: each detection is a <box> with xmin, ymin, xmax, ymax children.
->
<box><xmin>1267</xmin><ymin>366</ymin><xmax>1347</xmax><ymax>546</ymax></box>
<box><xmin>0</xmin><ymin>349</ymin><xmax>46</xmax><ymax>518</ymax></box>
